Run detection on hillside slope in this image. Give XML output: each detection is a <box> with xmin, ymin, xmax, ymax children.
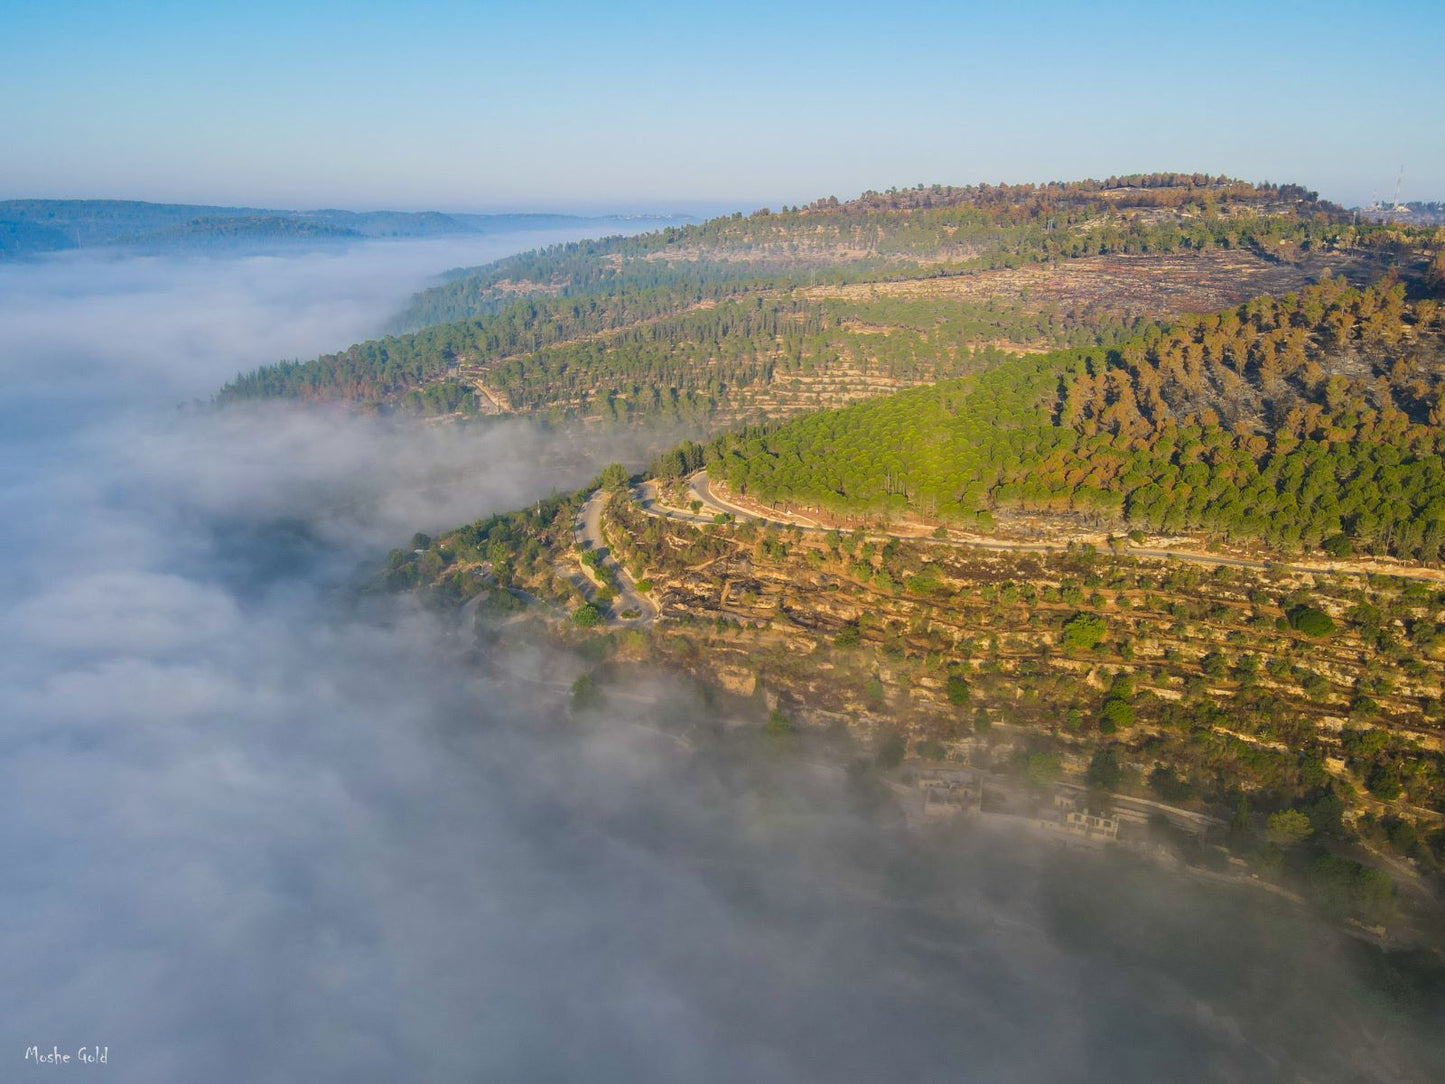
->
<box><xmin>703</xmin><ymin>278</ymin><xmax>1445</xmax><ymax>561</ymax></box>
<box><xmin>218</xmin><ymin>175</ymin><xmax>1428</xmax><ymax>425</ymax></box>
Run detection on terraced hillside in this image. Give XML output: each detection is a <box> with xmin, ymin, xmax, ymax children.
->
<box><xmin>217</xmin><ymin>175</ymin><xmax>1429</xmax><ymax>426</ymax></box>
<box><xmin>381</xmin><ymin>468</ymin><xmax>1445</xmax><ymax>933</ymax></box>
<box><xmin>706</xmin><ymin>277</ymin><xmax>1445</xmax><ymax>562</ymax></box>
<box><xmin>355</xmin><ymin>175</ymin><xmax>1445</xmax><ymax>939</ymax></box>
<box><xmin>396</xmin><ymin>174</ymin><xmax>1350</xmax><ymax>328</ymax></box>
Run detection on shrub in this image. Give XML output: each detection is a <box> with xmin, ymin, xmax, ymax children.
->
<box><xmin>598</xmin><ymin>462</ymin><xmax>629</xmax><ymax>490</ymax></box>
<box><xmin>1310</xmin><ymin>855</ymin><xmax>1394</xmax><ymax>923</ymax></box>
<box><xmin>1365</xmin><ymin>763</ymin><xmax>1403</xmax><ymax>801</ymax></box>
<box><xmin>1266</xmin><ymin>809</ymin><xmax>1313</xmax><ymax>845</ymax></box>
<box><xmin>1287</xmin><ymin>604</ymin><xmax>1336</xmax><ymax>637</ymax></box>
<box><xmin>571</xmin><ymin>673</ymin><xmax>603</xmax><ymax>710</ymax></box>
<box><xmin>1099</xmin><ymin>671</ymin><xmax>1135</xmax><ymax>730</ymax></box>
<box><xmin>1025</xmin><ymin>752</ymin><xmax>1062</xmax><ymax>786</ymax></box>
<box><xmin>1100</xmin><ymin>698</ymin><xmax>1135</xmax><ymax>729</ymax></box>
<box><xmin>1384</xmin><ymin>816</ymin><xmax>1419</xmax><ymax>856</ymax></box>
<box><xmin>875</xmin><ymin>732</ymin><xmax>907</xmax><ymax>768</ymax></box>
<box><xmin>765</xmin><ymin>708</ymin><xmax>794</xmax><ymax>736</ymax></box>
<box><xmin>478</xmin><ymin>587</ymin><xmax>525</xmax><ymax>615</ymax></box>
<box><xmin>1060</xmin><ymin>612</ymin><xmax>1107</xmax><ymax>651</ymax></box>
<box><xmin>1087</xmin><ymin>746</ymin><xmax>1122</xmax><ymax>790</ymax></box>
<box><xmin>1148</xmin><ymin>765</ymin><xmax>1192</xmax><ymax>803</ymax></box>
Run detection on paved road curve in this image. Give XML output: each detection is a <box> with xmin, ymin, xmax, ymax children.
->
<box><xmin>574</xmin><ymin>488</ymin><xmax>657</xmax><ymax>625</ymax></box>
<box><xmin>636</xmin><ymin>471</ymin><xmax>1445</xmax><ymax>586</ymax></box>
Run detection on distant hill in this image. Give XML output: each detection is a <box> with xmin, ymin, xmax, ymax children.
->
<box><xmin>0</xmin><ymin>198</ymin><xmax>687</xmax><ymax>259</ymax></box>
<box><xmin>0</xmin><ymin>218</ymin><xmax>78</xmax><ymax>257</ymax></box>
<box><xmin>393</xmin><ymin>175</ymin><xmax>1341</xmax><ymax>327</ymax></box>
<box><xmin>114</xmin><ymin>214</ymin><xmax>364</xmax><ymax>252</ymax></box>
<box><xmin>219</xmin><ymin>173</ymin><xmax>1439</xmax><ymax>427</ymax></box>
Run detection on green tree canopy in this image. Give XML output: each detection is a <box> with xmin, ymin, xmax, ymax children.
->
<box><xmin>1266</xmin><ymin>808</ymin><xmax>1314</xmax><ymax>845</ymax></box>
<box><xmin>1061</xmin><ymin>612</ymin><xmax>1107</xmax><ymax>651</ymax></box>
<box><xmin>1287</xmin><ymin>605</ymin><xmax>1336</xmax><ymax>637</ymax></box>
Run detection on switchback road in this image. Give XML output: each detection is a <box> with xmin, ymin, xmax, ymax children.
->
<box><xmin>574</xmin><ymin>488</ymin><xmax>657</xmax><ymax>625</ymax></box>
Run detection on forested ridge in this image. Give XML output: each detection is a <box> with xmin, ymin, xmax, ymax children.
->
<box><xmin>402</xmin><ymin>173</ymin><xmax>1345</xmax><ymax>328</ymax></box>
<box><xmin>370</xmin><ymin>178</ymin><xmax>1445</xmax><ymax>936</ymax></box>
<box><xmin>702</xmin><ymin>276</ymin><xmax>1445</xmax><ymax>561</ymax></box>
<box><xmin>220</xmin><ymin>277</ymin><xmax>1151</xmax><ymax>423</ymax></box>
<box><xmin>218</xmin><ymin>275</ymin><xmax>785</xmax><ymax>408</ymax></box>
<box><xmin>221</xmin><ymin>174</ymin><xmax>1424</xmax><ymax>416</ymax></box>
<box><xmin>214</xmin><ymin>174</ymin><xmax>1445</xmax><ymax>563</ymax></box>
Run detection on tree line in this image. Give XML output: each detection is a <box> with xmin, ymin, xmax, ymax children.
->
<box><xmin>701</xmin><ymin>277</ymin><xmax>1445</xmax><ymax>561</ymax></box>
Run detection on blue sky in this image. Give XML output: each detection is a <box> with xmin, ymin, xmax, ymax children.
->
<box><xmin>2</xmin><ymin>0</ymin><xmax>1442</xmax><ymax>212</ymax></box>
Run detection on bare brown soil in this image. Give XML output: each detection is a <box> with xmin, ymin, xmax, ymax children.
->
<box><xmin>800</xmin><ymin>250</ymin><xmax>1372</xmax><ymax>320</ymax></box>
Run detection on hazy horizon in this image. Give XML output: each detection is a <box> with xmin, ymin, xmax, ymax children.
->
<box><xmin>0</xmin><ymin>194</ymin><xmax>723</xmax><ymax>219</ymax></box>
<box><xmin>3</xmin><ymin>1</ymin><xmax>1442</xmax><ymax>212</ymax></box>
<box><xmin>0</xmin><ymin>179</ymin><xmax>1428</xmax><ymax>223</ymax></box>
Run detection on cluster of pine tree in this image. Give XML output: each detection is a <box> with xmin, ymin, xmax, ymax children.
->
<box><xmin>221</xmin><ymin>175</ymin><xmax>1383</xmax><ymax>410</ymax></box>
<box><xmin>707</xmin><ymin>278</ymin><xmax>1445</xmax><ymax>561</ymax></box>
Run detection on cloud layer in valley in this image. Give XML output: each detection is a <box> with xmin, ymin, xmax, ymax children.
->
<box><xmin>2</xmin><ymin>240</ymin><xmax>1442</xmax><ymax>1083</ymax></box>
<box><xmin>0</xmin><ymin>228</ymin><xmax>620</xmax><ymax>405</ymax></box>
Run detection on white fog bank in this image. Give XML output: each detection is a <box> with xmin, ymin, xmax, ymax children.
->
<box><xmin>2</xmin><ymin>237</ymin><xmax>1441</xmax><ymax>1084</ymax></box>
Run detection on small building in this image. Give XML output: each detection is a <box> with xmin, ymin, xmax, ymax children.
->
<box><xmin>1037</xmin><ymin>788</ymin><xmax>1120</xmax><ymax>840</ymax></box>
<box><xmin>1063</xmin><ymin>808</ymin><xmax>1120</xmax><ymax>840</ymax></box>
<box><xmin>914</xmin><ymin>766</ymin><xmax>983</xmax><ymax>816</ymax></box>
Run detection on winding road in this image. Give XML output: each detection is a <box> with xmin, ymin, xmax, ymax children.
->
<box><xmin>574</xmin><ymin>488</ymin><xmax>657</xmax><ymax>625</ymax></box>
<box><xmin>635</xmin><ymin>471</ymin><xmax>1445</xmax><ymax>586</ymax></box>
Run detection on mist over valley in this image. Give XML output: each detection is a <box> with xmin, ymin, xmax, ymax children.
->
<box><xmin>2</xmin><ymin>219</ymin><xmax>1443</xmax><ymax>1082</ymax></box>
<box><xmin>10</xmin><ymin>0</ymin><xmax>1445</xmax><ymax>1073</ymax></box>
